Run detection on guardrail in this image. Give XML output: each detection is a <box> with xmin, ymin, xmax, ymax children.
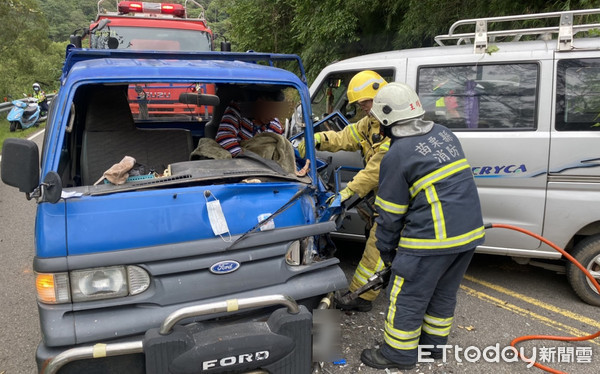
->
<box><xmin>0</xmin><ymin>94</ymin><xmax>55</xmax><ymax>115</ymax></box>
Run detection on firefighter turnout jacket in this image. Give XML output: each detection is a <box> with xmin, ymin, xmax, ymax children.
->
<box><xmin>319</xmin><ymin>114</ymin><xmax>390</xmax><ymax>301</ymax></box>
<box><xmin>375</xmin><ymin>123</ymin><xmax>485</xmax><ymax>258</ymax></box>
<box><xmin>317</xmin><ymin>115</ymin><xmax>389</xmax><ymax>197</ymax></box>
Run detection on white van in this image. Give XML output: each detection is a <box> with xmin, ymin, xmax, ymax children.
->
<box><xmin>305</xmin><ymin>9</ymin><xmax>600</xmax><ymax>306</ymax></box>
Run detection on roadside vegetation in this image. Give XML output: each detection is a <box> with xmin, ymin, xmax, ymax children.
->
<box><xmin>0</xmin><ymin>118</ymin><xmax>45</xmax><ymax>152</ymax></box>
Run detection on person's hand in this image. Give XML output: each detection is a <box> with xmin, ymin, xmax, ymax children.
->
<box><xmin>297</xmin><ymin>133</ymin><xmax>321</xmax><ymax>158</ymax></box>
<box><xmin>325</xmin><ymin>186</ymin><xmax>355</xmax><ymax>205</ymax></box>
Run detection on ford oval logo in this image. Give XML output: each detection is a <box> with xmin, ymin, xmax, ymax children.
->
<box><xmin>209</xmin><ymin>260</ymin><xmax>240</xmax><ymax>274</ymax></box>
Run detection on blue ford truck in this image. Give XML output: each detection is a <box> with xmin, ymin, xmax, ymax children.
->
<box><xmin>1</xmin><ymin>47</ymin><xmax>347</xmax><ymax>373</ymax></box>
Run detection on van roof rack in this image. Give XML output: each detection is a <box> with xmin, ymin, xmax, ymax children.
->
<box><xmin>434</xmin><ymin>8</ymin><xmax>600</xmax><ymax>53</ymax></box>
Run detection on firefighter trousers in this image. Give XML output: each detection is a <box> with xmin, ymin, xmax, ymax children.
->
<box><xmin>380</xmin><ymin>249</ymin><xmax>475</xmax><ymax>365</ymax></box>
<box><xmin>349</xmin><ymin>222</ymin><xmax>385</xmax><ymax>301</ymax></box>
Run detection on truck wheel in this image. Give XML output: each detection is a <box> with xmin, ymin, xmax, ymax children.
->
<box><xmin>566</xmin><ymin>235</ymin><xmax>600</xmax><ymax>306</ymax></box>
<box><xmin>9</xmin><ymin>121</ymin><xmax>17</xmax><ymax>132</ymax></box>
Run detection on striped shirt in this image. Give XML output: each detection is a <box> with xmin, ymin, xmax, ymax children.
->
<box><xmin>215</xmin><ymin>102</ymin><xmax>284</xmax><ymax>156</ymax></box>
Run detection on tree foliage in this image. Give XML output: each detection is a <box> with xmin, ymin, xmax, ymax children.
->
<box><xmin>39</xmin><ymin>0</ymin><xmax>95</xmax><ymax>43</ymax></box>
<box><xmin>0</xmin><ymin>0</ymin><xmax>59</xmax><ymax>99</ymax></box>
<box><xmin>222</xmin><ymin>0</ymin><xmax>599</xmax><ymax>81</ymax></box>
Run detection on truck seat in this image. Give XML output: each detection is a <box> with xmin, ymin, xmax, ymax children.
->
<box><xmin>80</xmin><ymin>85</ymin><xmax>193</xmax><ymax>185</ymax></box>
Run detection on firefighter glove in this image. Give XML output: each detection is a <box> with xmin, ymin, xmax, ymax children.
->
<box><xmin>326</xmin><ymin>186</ymin><xmax>355</xmax><ymax>205</ymax></box>
<box><xmin>297</xmin><ymin>133</ymin><xmax>322</xmax><ymax>158</ymax></box>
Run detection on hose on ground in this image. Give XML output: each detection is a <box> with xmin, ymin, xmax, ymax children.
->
<box><xmin>486</xmin><ymin>223</ymin><xmax>600</xmax><ymax>374</ymax></box>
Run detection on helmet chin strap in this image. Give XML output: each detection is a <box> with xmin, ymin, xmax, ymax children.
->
<box><xmin>388</xmin><ymin>117</ymin><xmax>434</xmax><ymax>138</ymax></box>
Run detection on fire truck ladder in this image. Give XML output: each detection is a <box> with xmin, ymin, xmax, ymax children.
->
<box><xmin>434</xmin><ymin>8</ymin><xmax>600</xmax><ymax>53</ymax></box>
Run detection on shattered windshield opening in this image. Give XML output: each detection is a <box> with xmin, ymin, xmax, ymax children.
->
<box><xmin>58</xmin><ymin>81</ymin><xmax>309</xmax><ymax>193</ymax></box>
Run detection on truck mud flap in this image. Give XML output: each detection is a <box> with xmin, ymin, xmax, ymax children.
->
<box><xmin>144</xmin><ymin>306</ymin><xmax>312</xmax><ymax>373</ymax></box>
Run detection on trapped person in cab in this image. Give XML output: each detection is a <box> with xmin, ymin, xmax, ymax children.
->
<box><xmin>360</xmin><ymin>82</ymin><xmax>485</xmax><ymax>371</ymax></box>
<box><xmin>216</xmin><ymin>90</ymin><xmax>285</xmax><ymax>157</ymax></box>
<box><xmin>297</xmin><ymin>70</ymin><xmax>389</xmax><ymax>313</ymax></box>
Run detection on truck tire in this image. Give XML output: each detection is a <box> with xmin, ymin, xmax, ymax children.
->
<box><xmin>566</xmin><ymin>235</ymin><xmax>600</xmax><ymax>306</ymax></box>
<box><xmin>9</xmin><ymin>121</ymin><xmax>17</xmax><ymax>132</ymax></box>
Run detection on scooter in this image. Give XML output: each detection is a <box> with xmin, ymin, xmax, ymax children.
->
<box><xmin>7</xmin><ymin>95</ymin><xmax>42</xmax><ymax>132</ymax></box>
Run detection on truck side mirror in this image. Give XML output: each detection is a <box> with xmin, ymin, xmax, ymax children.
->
<box><xmin>221</xmin><ymin>41</ymin><xmax>231</xmax><ymax>52</ymax></box>
<box><xmin>42</xmin><ymin>171</ymin><xmax>63</xmax><ymax>204</ymax></box>
<box><xmin>1</xmin><ymin>138</ymin><xmax>40</xmax><ymax>194</ymax></box>
<box><xmin>107</xmin><ymin>37</ymin><xmax>119</xmax><ymax>49</ymax></box>
<box><xmin>70</xmin><ymin>35</ymin><xmax>82</xmax><ymax>48</ymax></box>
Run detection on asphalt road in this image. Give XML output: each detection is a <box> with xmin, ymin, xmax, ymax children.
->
<box><xmin>0</xmin><ymin>130</ymin><xmax>42</xmax><ymax>374</ymax></box>
<box><xmin>321</xmin><ymin>239</ymin><xmax>600</xmax><ymax>374</ymax></box>
<box><xmin>0</xmin><ymin>129</ymin><xmax>598</xmax><ymax>374</ymax></box>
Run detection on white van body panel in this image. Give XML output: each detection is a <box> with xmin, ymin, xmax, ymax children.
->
<box><xmin>544</xmin><ymin>48</ymin><xmax>600</xmax><ymax>250</ymax></box>
<box><xmin>309</xmin><ymin>38</ymin><xmax>600</xmax><ymax>260</ymax></box>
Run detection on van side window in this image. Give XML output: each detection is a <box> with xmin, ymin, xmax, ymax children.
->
<box><xmin>417</xmin><ymin>64</ymin><xmax>538</xmax><ymax>130</ymax></box>
<box><xmin>556</xmin><ymin>59</ymin><xmax>600</xmax><ymax>131</ymax></box>
<box><xmin>311</xmin><ymin>69</ymin><xmax>394</xmax><ymax>123</ymax></box>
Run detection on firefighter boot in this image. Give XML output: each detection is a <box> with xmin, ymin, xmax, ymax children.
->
<box><xmin>360</xmin><ymin>348</ymin><xmax>416</xmax><ymax>370</ymax></box>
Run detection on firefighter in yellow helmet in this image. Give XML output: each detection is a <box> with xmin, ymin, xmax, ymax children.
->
<box><xmin>298</xmin><ymin>70</ymin><xmax>389</xmax><ymax>312</ymax></box>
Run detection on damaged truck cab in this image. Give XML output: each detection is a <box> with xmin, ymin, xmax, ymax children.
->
<box><xmin>1</xmin><ymin>48</ymin><xmax>347</xmax><ymax>373</ymax></box>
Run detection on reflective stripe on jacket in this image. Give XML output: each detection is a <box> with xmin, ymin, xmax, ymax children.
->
<box><xmin>375</xmin><ymin>123</ymin><xmax>484</xmax><ymax>256</ymax></box>
<box><xmin>317</xmin><ymin>115</ymin><xmax>389</xmax><ymax>197</ymax></box>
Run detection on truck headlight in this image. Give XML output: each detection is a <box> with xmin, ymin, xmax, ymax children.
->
<box><xmin>35</xmin><ymin>265</ymin><xmax>150</xmax><ymax>304</ymax></box>
<box><xmin>285</xmin><ymin>237</ymin><xmax>316</xmax><ymax>266</ymax></box>
<box><xmin>71</xmin><ymin>266</ymin><xmax>128</xmax><ymax>302</ymax></box>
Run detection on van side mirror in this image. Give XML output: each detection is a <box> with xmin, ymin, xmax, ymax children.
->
<box><xmin>1</xmin><ymin>138</ymin><xmax>40</xmax><ymax>194</ymax></box>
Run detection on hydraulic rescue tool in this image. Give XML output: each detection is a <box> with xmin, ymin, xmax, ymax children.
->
<box><xmin>336</xmin><ymin>266</ymin><xmax>391</xmax><ymax>305</ymax></box>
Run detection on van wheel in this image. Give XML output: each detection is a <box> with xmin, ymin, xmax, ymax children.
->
<box><xmin>9</xmin><ymin>121</ymin><xmax>17</xmax><ymax>132</ymax></box>
<box><xmin>566</xmin><ymin>235</ymin><xmax>600</xmax><ymax>306</ymax></box>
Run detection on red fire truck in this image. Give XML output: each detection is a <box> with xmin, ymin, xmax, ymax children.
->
<box><xmin>89</xmin><ymin>0</ymin><xmax>213</xmax><ymax>51</ymax></box>
<box><xmin>72</xmin><ymin>0</ymin><xmax>217</xmax><ymax>120</ymax></box>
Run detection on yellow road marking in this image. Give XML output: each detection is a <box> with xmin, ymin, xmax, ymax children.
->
<box><xmin>464</xmin><ymin>274</ymin><xmax>600</xmax><ymax>330</ymax></box>
<box><xmin>460</xmin><ymin>285</ymin><xmax>600</xmax><ymax>345</ymax></box>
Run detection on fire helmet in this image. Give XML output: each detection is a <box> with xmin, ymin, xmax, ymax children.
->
<box><xmin>371</xmin><ymin>82</ymin><xmax>425</xmax><ymax>127</ymax></box>
<box><xmin>346</xmin><ymin>70</ymin><xmax>388</xmax><ymax>104</ymax></box>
